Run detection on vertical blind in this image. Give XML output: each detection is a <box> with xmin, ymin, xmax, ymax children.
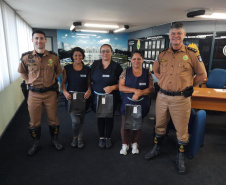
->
<box><xmin>0</xmin><ymin>1</ymin><xmax>33</xmax><ymax>92</ymax></box>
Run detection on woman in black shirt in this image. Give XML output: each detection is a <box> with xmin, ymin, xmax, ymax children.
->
<box><xmin>62</xmin><ymin>47</ymin><xmax>91</xmax><ymax>148</ymax></box>
<box><xmin>91</xmin><ymin>44</ymin><xmax>123</xmax><ymax>149</ymax></box>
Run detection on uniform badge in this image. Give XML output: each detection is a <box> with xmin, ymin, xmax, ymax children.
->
<box><xmin>48</xmin><ymin>59</ymin><xmax>53</xmax><ymax>66</ymax></box>
<box><xmin>161</xmin><ymin>59</ymin><xmax>167</xmax><ymax>63</ymax></box>
<box><xmin>28</xmin><ymin>55</ymin><xmax>33</xmax><ymax>59</ymax></box>
<box><xmin>197</xmin><ymin>55</ymin><xmax>203</xmax><ymax>62</ymax></box>
<box><xmin>179</xmin><ymin>145</ymin><xmax>184</xmax><ymax>152</ymax></box>
<box><xmin>29</xmin><ymin>60</ymin><xmax>35</xmax><ymax>63</ymax></box>
<box><xmin>183</xmin><ymin>55</ymin><xmax>188</xmax><ymax>60</ymax></box>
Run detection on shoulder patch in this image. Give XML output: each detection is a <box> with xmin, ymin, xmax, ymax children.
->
<box><xmin>49</xmin><ymin>51</ymin><xmax>58</xmax><ymax>56</ymax></box>
<box><xmin>187</xmin><ymin>47</ymin><xmax>197</xmax><ymax>53</ymax></box>
<box><xmin>21</xmin><ymin>51</ymin><xmax>32</xmax><ymax>58</ymax></box>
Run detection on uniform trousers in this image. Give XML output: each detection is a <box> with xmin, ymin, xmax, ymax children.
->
<box><xmin>155</xmin><ymin>92</ymin><xmax>191</xmax><ymax>142</ymax></box>
<box><xmin>120</xmin><ymin>116</ymin><xmax>142</xmax><ymax>144</ymax></box>
<box><xmin>28</xmin><ymin>90</ymin><xmax>59</xmax><ymax>128</ymax></box>
<box><xmin>70</xmin><ymin>113</ymin><xmax>85</xmax><ymax>139</ymax></box>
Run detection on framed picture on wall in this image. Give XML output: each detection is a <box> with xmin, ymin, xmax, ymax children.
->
<box><xmin>152</xmin><ymin>51</ymin><xmax>156</xmax><ymax>60</ymax></box>
<box><xmin>152</xmin><ymin>40</ymin><xmax>156</xmax><ymax>50</ymax></box>
<box><xmin>161</xmin><ymin>39</ymin><xmax>165</xmax><ymax>49</ymax></box>
<box><xmin>149</xmin><ymin>41</ymin><xmax>152</xmax><ymax>49</ymax></box>
<box><xmin>156</xmin><ymin>40</ymin><xmax>160</xmax><ymax>49</ymax></box>
<box><xmin>145</xmin><ymin>42</ymin><xmax>148</xmax><ymax>49</ymax></box>
<box><xmin>156</xmin><ymin>51</ymin><xmax>160</xmax><ymax>58</ymax></box>
<box><xmin>145</xmin><ymin>51</ymin><xmax>148</xmax><ymax>58</ymax></box>
<box><xmin>148</xmin><ymin>51</ymin><xmax>151</xmax><ymax>59</ymax></box>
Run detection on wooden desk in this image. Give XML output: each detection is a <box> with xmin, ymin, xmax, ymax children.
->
<box><xmin>191</xmin><ymin>87</ymin><xmax>226</xmax><ymax>112</ymax></box>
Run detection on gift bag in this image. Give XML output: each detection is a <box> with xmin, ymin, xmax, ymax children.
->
<box><xmin>96</xmin><ymin>94</ymin><xmax>113</xmax><ymax>118</ymax></box>
<box><xmin>68</xmin><ymin>92</ymin><xmax>86</xmax><ymax>115</ymax></box>
<box><xmin>125</xmin><ymin>104</ymin><xmax>142</xmax><ymax>130</ymax></box>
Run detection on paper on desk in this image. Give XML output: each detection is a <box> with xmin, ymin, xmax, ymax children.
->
<box><xmin>214</xmin><ymin>89</ymin><xmax>226</xmax><ymax>92</ymax></box>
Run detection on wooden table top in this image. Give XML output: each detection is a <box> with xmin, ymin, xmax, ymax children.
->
<box><xmin>192</xmin><ymin>87</ymin><xmax>226</xmax><ymax>100</ymax></box>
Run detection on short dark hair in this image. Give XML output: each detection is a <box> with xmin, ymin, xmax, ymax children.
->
<box><xmin>32</xmin><ymin>30</ymin><xmax>46</xmax><ymax>38</ymax></box>
<box><xmin>71</xmin><ymin>47</ymin><xmax>85</xmax><ymax>61</ymax></box>
<box><xmin>170</xmin><ymin>22</ymin><xmax>185</xmax><ymax>30</ymax></box>
<box><xmin>100</xmin><ymin>44</ymin><xmax>113</xmax><ymax>52</ymax></box>
<box><xmin>131</xmin><ymin>50</ymin><xmax>144</xmax><ymax>59</ymax></box>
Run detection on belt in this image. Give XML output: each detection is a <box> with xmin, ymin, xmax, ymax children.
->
<box><xmin>29</xmin><ymin>83</ymin><xmax>58</xmax><ymax>93</ymax></box>
<box><xmin>159</xmin><ymin>88</ymin><xmax>184</xmax><ymax>96</ymax></box>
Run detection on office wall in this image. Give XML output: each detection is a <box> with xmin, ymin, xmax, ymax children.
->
<box><xmin>128</xmin><ymin>20</ymin><xmax>226</xmax><ymax>39</ymax></box>
<box><xmin>0</xmin><ymin>77</ymin><xmax>24</xmax><ymax>137</ymax></box>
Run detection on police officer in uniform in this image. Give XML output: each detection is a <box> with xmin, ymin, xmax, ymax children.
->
<box><xmin>18</xmin><ymin>30</ymin><xmax>63</xmax><ymax>155</ymax></box>
<box><xmin>145</xmin><ymin>22</ymin><xmax>207</xmax><ymax>174</ymax></box>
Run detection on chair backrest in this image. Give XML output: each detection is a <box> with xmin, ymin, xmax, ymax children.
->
<box><xmin>206</xmin><ymin>68</ymin><xmax>226</xmax><ymax>89</ymax></box>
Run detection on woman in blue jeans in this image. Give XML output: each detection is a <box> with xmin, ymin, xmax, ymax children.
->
<box><xmin>62</xmin><ymin>47</ymin><xmax>91</xmax><ymax>148</ymax></box>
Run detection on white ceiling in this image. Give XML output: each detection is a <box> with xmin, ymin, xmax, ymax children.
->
<box><xmin>4</xmin><ymin>0</ymin><xmax>226</xmax><ymax>33</ymax></box>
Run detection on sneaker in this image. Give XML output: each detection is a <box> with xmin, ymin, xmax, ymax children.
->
<box><xmin>120</xmin><ymin>144</ymin><xmax>129</xmax><ymax>155</ymax></box>
<box><xmin>131</xmin><ymin>142</ymin><xmax>139</xmax><ymax>154</ymax></box>
<box><xmin>98</xmin><ymin>138</ymin><xmax>105</xmax><ymax>149</ymax></box>
<box><xmin>71</xmin><ymin>138</ymin><xmax>78</xmax><ymax>148</ymax></box>
<box><xmin>106</xmin><ymin>138</ymin><xmax>112</xmax><ymax>149</ymax></box>
<box><xmin>78</xmin><ymin>139</ymin><xmax>84</xmax><ymax>149</ymax></box>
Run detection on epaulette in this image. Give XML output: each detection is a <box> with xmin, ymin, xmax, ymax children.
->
<box><xmin>21</xmin><ymin>51</ymin><xmax>32</xmax><ymax>58</ymax></box>
<box><xmin>187</xmin><ymin>47</ymin><xmax>197</xmax><ymax>53</ymax></box>
<box><xmin>49</xmin><ymin>51</ymin><xmax>58</xmax><ymax>56</ymax></box>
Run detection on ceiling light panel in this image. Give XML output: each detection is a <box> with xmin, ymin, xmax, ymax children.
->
<box><xmin>84</xmin><ymin>23</ymin><xmax>119</xmax><ymax>28</ymax></box>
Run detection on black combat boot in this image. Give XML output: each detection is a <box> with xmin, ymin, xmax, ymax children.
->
<box><xmin>176</xmin><ymin>141</ymin><xmax>188</xmax><ymax>174</ymax></box>
<box><xmin>145</xmin><ymin>134</ymin><xmax>165</xmax><ymax>160</ymax></box>
<box><xmin>28</xmin><ymin>126</ymin><xmax>41</xmax><ymax>156</ymax></box>
<box><xmin>49</xmin><ymin>125</ymin><xmax>63</xmax><ymax>151</ymax></box>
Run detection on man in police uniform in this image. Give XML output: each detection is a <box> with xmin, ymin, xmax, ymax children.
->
<box><xmin>18</xmin><ymin>30</ymin><xmax>63</xmax><ymax>156</ymax></box>
<box><xmin>145</xmin><ymin>22</ymin><xmax>207</xmax><ymax>174</ymax></box>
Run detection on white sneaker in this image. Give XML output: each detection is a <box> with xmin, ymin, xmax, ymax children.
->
<box><xmin>131</xmin><ymin>142</ymin><xmax>139</xmax><ymax>154</ymax></box>
<box><xmin>120</xmin><ymin>144</ymin><xmax>129</xmax><ymax>155</ymax></box>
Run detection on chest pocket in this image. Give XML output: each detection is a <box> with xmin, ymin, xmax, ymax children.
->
<box><xmin>160</xmin><ymin>62</ymin><xmax>168</xmax><ymax>73</ymax></box>
<box><xmin>28</xmin><ymin>65</ymin><xmax>38</xmax><ymax>72</ymax></box>
<box><xmin>177</xmin><ymin>61</ymin><xmax>190</xmax><ymax>74</ymax></box>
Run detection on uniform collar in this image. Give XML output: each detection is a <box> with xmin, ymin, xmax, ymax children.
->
<box><xmin>32</xmin><ymin>49</ymin><xmax>49</xmax><ymax>56</ymax></box>
<box><xmin>168</xmin><ymin>44</ymin><xmax>186</xmax><ymax>53</ymax></box>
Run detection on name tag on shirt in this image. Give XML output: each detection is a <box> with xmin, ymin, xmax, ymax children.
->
<box><xmin>139</xmin><ymin>83</ymin><xmax>146</xmax><ymax>86</ymax></box>
<box><xmin>80</xmin><ymin>74</ymin><xmax>86</xmax><ymax>77</ymax></box>
<box><xmin>73</xmin><ymin>92</ymin><xmax>77</xmax><ymax>100</ymax></box>
<box><xmin>102</xmin><ymin>74</ymin><xmax>110</xmax><ymax>78</ymax></box>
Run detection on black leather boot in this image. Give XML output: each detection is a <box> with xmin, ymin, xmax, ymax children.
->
<box><xmin>176</xmin><ymin>141</ymin><xmax>188</xmax><ymax>174</ymax></box>
<box><xmin>145</xmin><ymin>134</ymin><xmax>165</xmax><ymax>160</ymax></box>
<box><xmin>49</xmin><ymin>125</ymin><xmax>63</xmax><ymax>151</ymax></box>
<box><xmin>28</xmin><ymin>127</ymin><xmax>41</xmax><ymax>156</ymax></box>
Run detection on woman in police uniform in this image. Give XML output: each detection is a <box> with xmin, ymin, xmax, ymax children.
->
<box><xmin>119</xmin><ymin>50</ymin><xmax>153</xmax><ymax>155</ymax></box>
<box><xmin>62</xmin><ymin>47</ymin><xmax>91</xmax><ymax>148</ymax></box>
<box><xmin>91</xmin><ymin>44</ymin><xmax>123</xmax><ymax>149</ymax></box>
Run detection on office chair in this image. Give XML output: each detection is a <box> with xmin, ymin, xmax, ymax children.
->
<box><xmin>166</xmin><ymin>108</ymin><xmax>206</xmax><ymax>159</ymax></box>
<box><xmin>206</xmin><ymin>68</ymin><xmax>226</xmax><ymax>89</ymax></box>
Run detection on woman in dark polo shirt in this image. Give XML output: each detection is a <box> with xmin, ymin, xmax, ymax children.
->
<box><xmin>62</xmin><ymin>47</ymin><xmax>91</xmax><ymax>148</ymax></box>
<box><xmin>119</xmin><ymin>50</ymin><xmax>153</xmax><ymax>155</ymax></box>
<box><xmin>91</xmin><ymin>44</ymin><xmax>123</xmax><ymax>149</ymax></box>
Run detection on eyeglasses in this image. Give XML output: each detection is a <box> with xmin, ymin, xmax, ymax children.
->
<box><xmin>101</xmin><ymin>50</ymin><xmax>111</xmax><ymax>54</ymax></box>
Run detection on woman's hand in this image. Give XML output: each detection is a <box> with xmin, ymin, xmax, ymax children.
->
<box><xmin>103</xmin><ymin>86</ymin><xmax>113</xmax><ymax>94</ymax></box>
<box><xmin>84</xmin><ymin>89</ymin><xmax>91</xmax><ymax>99</ymax></box>
<box><xmin>134</xmin><ymin>89</ymin><xmax>142</xmax><ymax>97</ymax></box>
<box><xmin>132</xmin><ymin>94</ymin><xmax>139</xmax><ymax>101</ymax></box>
<box><xmin>63</xmin><ymin>90</ymin><xmax>71</xmax><ymax>100</ymax></box>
